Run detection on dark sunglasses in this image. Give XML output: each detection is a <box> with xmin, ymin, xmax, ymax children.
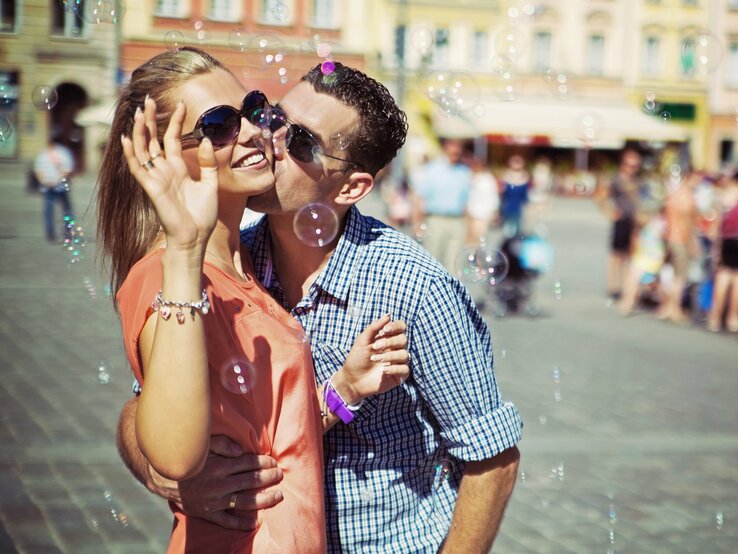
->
<box><xmin>180</xmin><ymin>90</ymin><xmax>283</xmax><ymax>150</ymax></box>
<box><xmin>271</xmin><ymin>111</ymin><xmax>362</xmax><ymax>171</ymax></box>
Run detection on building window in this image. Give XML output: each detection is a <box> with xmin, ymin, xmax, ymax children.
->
<box><xmin>586</xmin><ymin>34</ymin><xmax>605</xmax><ymax>76</ymax></box>
<box><xmin>155</xmin><ymin>0</ymin><xmax>183</xmax><ymax>17</ymax></box>
<box><xmin>432</xmin><ymin>28</ymin><xmax>450</xmax><ymax>67</ymax></box>
<box><xmin>0</xmin><ymin>0</ymin><xmax>17</xmax><ymax>33</ymax></box>
<box><xmin>261</xmin><ymin>0</ymin><xmax>290</xmax><ymax>24</ymax></box>
<box><xmin>0</xmin><ymin>71</ymin><xmax>19</xmax><ymax>158</ymax></box>
<box><xmin>210</xmin><ymin>0</ymin><xmax>235</xmax><ymax>21</ymax></box>
<box><xmin>532</xmin><ymin>31</ymin><xmax>551</xmax><ymax>72</ymax></box>
<box><xmin>52</xmin><ymin>0</ymin><xmax>85</xmax><ymax>37</ymax></box>
<box><xmin>472</xmin><ymin>30</ymin><xmax>488</xmax><ymax>66</ymax></box>
<box><xmin>394</xmin><ymin>25</ymin><xmax>406</xmax><ymax>64</ymax></box>
<box><xmin>727</xmin><ymin>42</ymin><xmax>738</xmax><ymax>87</ymax></box>
<box><xmin>643</xmin><ymin>36</ymin><xmax>660</xmax><ymax>77</ymax></box>
<box><xmin>682</xmin><ymin>0</ymin><xmax>697</xmax><ymax>5</ymax></box>
<box><xmin>730</xmin><ymin>0</ymin><xmax>738</xmax><ymax>10</ymax></box>
<box><xmin>312</xmin><ymin>0</ymin><xmax>336</xmax><ymax>28</ymax></box>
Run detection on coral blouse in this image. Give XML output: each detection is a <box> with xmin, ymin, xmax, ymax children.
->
<box><xmin>117</xmin><ymin>249</ymin><xmax>326</xmax><ymax>553</ymax></box>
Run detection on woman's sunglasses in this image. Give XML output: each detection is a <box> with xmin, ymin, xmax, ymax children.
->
<box><xmin>180</xmin><ymin>90</ymin><xmax>283</xmax><ymax>150</ymax></box>
<box><xmin>271</xmin><ymin>110</ymin><xmax>362</xmax><ymax>171</ymax></box>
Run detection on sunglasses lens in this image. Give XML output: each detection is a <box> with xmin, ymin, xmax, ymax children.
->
<box><xmin>287</xmin><ymin>125</ymin><xmax>319</xmax><ymax>164</ymax></box>
<box><xmin>243</xmin><ymin>91</ymin><xmax>268</xmax><ymax>125</ymax></box>
<box><xmin>200</xmin><ymin>107</ymin><xmax>240</xmax><ymax>147</ymax></box>
<box><xmin>251</xmin><ymin>106</ymin><xmax>288</xmax><ymax>134</ymax></box>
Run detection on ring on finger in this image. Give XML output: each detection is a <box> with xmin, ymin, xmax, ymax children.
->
<box><xmin>150</xmin><ymin>153</ymin><xmax>162</xmax><ymax>161</ymax></box>
<box><xmin>142</xmin><ymin>159</ymin><xmax>155</xmax><ymax>171</ymax></box>
<box><xmin>228</xmin><ymin>493</ymin><xmax>237</xmax><ymax>510</ymax></box>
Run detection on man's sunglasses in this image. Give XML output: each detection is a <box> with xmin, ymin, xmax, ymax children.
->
<box><xmin>271</xmin><ymin>111</ymin><xmax>362</xmax><ymax>171</ymax></box>
<box><xmin>180</xmin><ymin>90</ymin><xmax>283</xmax><ymax>150</ymax></box>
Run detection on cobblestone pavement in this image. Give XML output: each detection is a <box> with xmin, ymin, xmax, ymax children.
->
<box><xmin>0</xmin><ymin>167</ymin><xmax>736</xmax><ymax>553</ymax></box>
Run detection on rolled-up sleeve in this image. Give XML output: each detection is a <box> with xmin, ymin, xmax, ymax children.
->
<box><xmin>411</xmin><ymin>274</ymin><xmax>523</xmax><ymax>461</ymax></box>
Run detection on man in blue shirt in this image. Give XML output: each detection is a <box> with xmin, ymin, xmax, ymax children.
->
<box><xmin>117</xmin><ymin>62</ymin><xmax>521</xmax><ymax>553</ymax></box>
<box><xmin>411</xmin><ymin>138</ymin><xmax>473</xmax><ymax>271</ymax></box>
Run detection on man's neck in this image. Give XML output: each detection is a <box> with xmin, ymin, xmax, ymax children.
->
<box><xmin>266</xmin><ymin>213</ymin><xmax>344</xmax><ymax>309</ymax></box>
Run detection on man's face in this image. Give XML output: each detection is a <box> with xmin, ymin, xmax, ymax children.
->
<box><xmin>443</xmin><ymin>140</ymin><xmax>463</xmax><ymax>164</ymax></box>
<box><xmin>247</xmin><ymin>81</ymin><xmax>360</xmax><ymax>215</ymax></box>
<box><xmin>620</xmin><ymin>152</ymin><xmax>641</xmax><ymax>177</ymax></box>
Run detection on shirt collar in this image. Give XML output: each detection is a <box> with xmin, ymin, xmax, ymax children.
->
<box><xmin>243</xmin><ymin>205</ymin><xmax>372</xmax><ymax>304</ymax></box>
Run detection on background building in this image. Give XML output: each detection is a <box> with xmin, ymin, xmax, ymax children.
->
<box><xmin>0</xmin><ymin>0</ymin><xmax>119</xmax><ymax>170</ymax></box>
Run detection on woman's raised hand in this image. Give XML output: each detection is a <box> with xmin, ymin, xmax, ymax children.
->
<box><xmin>337</xmin><ymin>314</ymin><xmax>410</xmax><ymax>401</ymax></box>
<box><xmin>121</xmin><ymin>96</ymin><xmax>218</xmax><ymax>253</ymax></box>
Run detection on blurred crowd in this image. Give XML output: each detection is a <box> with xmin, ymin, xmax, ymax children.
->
<box><xmin>376</xmin><ymin>139</ymin><xmax>738</xmax><ymax>334</ymax></box>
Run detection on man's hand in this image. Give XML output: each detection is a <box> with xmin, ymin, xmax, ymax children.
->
<box><xmin>117</xmin><ymin>398</ymin><xmax>284</xmax><ymax>530</ymax></box>
<box><xmin>170</xmin><ymin>436</ymin><xmax>285</xmax><ymax>530</ymax></box>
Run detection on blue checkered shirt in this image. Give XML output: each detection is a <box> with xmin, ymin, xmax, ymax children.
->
<box><xmin>241</xmin><ymin>206</ymin><xmax>522</xmax><ymax>553</ymax></box>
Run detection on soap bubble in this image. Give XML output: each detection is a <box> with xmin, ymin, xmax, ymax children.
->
<box><xmin>0</xmin><ymin>83</ymin><xmax>17</xmax><ymax>105</ymax></box>
<box><xmin>164</xmin><ymin>30</ymin><xmax>187</xmax><ymax>51</ymax></box>
<box><xmin>31</xmin><ymin>86</ymin><xmax>58</xmax><ymax>111</ymax></box>
<box><xmin>0</xmin><ymin>116</ymin><xmax>13</xmax><ymax>142</ymax></box>
<box><xmin>293</xmin><ymin>202</ymin><xmax>339</xmax><ymax>247</ymax></box>
<box><xmin>494</xmin><ymin>27</ymin><xmax>525</xmax><ymax>61</ymax></box>
<box><xmin>477</xmin><ymin>247</ymin><xmax>509</xmax><ymax>285</ymax></box>
<box><xmin>220</xmin><ymin>357</ymin><xmax>257</xmax><ymax>395</ymax></box>
<box><xmin>316</xmin><ymin>42</ymin><xmax>332</xmax><ymax>58</ymax></box>
<box><xmin>228</xmin><ymin>27</ymin><xmax>249</xmax><ymax>51</ymax></box>
<box><xmin>410</xmin><ymin>27</ymin><xmax>435</xmax><ymax>55</ymax></box>
<box><xmin>96</xmin><ymin>362</ymin><xmax>112</xmax><ymax>384</ymax></box>
<box><xmin>681</xmin><ymin>31</ymin><xmax>723</xmax><ymax>76</ymax></box>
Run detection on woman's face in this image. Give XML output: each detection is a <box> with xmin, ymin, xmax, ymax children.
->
<box><xmin>176</xmin><ymin>68</ymin><xmax>275</xmax><ymax>199</ymax></box>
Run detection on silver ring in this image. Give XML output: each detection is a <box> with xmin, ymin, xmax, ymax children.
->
<box><xmin>228</xmin><ymin>493</ymin><xmax>237</xmax><ymax>510</ymax></box>
<box><xmin>142</xmin><ymin>159</ymin><xmax>155</xmax><ymax>171</ymax></box>
<box><xmin>150</xmin><ymin>153</ymin><xmax>162</xmax><ymax>161</ymax></box>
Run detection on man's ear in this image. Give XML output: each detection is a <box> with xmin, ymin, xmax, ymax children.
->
<box><xmin>334</xmin><ymin>171</ymin><xmax>374</xmax><ymax>206</ymax></box>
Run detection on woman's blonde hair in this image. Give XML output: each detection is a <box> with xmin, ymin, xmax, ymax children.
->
<box><xmin>96</xmin><ymin>47</ymin><xmax>225</xmax><ymax>302</ymax></box>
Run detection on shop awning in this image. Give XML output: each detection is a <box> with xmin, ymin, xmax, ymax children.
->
<box><xmin>431</xmin><ymin>99</ymin><xmax>690</xmax><ymax>149</ymax></box>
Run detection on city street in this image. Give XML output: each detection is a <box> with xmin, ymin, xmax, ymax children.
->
<box><xmin>0</xmin><ymin>167</ymin><xmax>736</xmax><ymax>553</ymax></box>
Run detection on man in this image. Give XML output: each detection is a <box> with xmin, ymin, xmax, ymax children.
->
<box><xmin>117</xmin><ymin>62</ymin><xmax>521</xmax><ymax>553</ymax></box>
<box><xmin>33</xmin><ymin>138</ymin><xmax>75</xmax><ymax>242</ymax></box>
<box><xmin>411</xmin><ymin>138</ymin><xmax>473</xmax><ymax>271</ymax></box>
<box><xmin>596</xmin><ymin>148</ymin><xmax>644</xmax><ymax>302</ymax></box>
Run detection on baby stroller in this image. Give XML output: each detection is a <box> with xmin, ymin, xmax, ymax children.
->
<box><xmin>490</xmin><ymin>233</ymin><xmax>551</xmax><ymax>317</ymax></box>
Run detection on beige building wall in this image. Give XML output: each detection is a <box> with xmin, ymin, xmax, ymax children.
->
<box><xmin>0</xmin><ymin>1</ymin><xmax>119</xmax><ymax>169</ymax></box>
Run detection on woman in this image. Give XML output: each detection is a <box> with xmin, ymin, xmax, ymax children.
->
<box><xmin>707</xmin><ymin>170</ymin><xmax>738</xmax><ymax>332</ymax></box>
<box><xmin>97</xmin><ymin>48</ymin><xmax>409</xmax><ymax>553</ymax></box>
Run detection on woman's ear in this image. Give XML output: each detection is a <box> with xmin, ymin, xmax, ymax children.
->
<box><xmin>335</xmin><ymin>171</ymin><xmax>374</xmax><ymax>206</ymax></box>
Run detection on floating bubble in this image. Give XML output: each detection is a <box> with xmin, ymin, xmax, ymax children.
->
<box><xmin>164</xmin><ymin>30</ymin><xmax>186</xmax><ymax>51</ymax></box>
<box><xmin>490</xmin><ymin>55</ymin><xmax>513</xmax><ymax>75</ymax></box>
<box><xmin>543</xmin><ymin>68</ymin><xmax>570</xmax><ymax>100</ymax></box>
<box><xmin>477</xmin><ymin>247</ymin><xmax>509</xmax><ymax>285</ymax></box>
<box><xmin>552</xmin><ymin>366</ymin><xmax>561</xmax><ymax>383</ymax></box>
<box><xmin>608</xmin><ymin>502</ymin><xmax>618</xmax><ymax>525</ymax></box>
<box><xmin>494</xmin><ymin>27</ymin><xmax>525</xmax><ymax>61</ymax></box>
<box><xmin>538</xmin><ymin>415</ymin><xmax>548</xmax><ymax>426</ymax></box>
<box><xmin>329</xmin><ymin>131</ymin><xmax>350</xmax><ymax>151</ymax></box>
<box><xmin>83</xmin><ymin>276</ymin><xmax>98</xmax><ymax>299</ymax></box>
<box><xmin>293</xmin><ymin>202</ymin><xmax>339</xmax><ymax>247</ymax></box>
<box><xmin>321</xmin><ymin>60</ymin><xmax>336</xmax><ymax>75</ymax></box>
<box><xmin>316</xmin><ymin>42</ymin><xmax>332</xmax><ymax>58</ymax></box>
<box><xmin>642</xmin><ymin>90</ymin><xmax>658</xmax><ymax>113</ymax></box>
<box><xmin>715</xmin><ymin>511</ymin><xmax>724</xmax><ymax>530</ymax></box>
<box><xmin>252</xmin><ymin>34</ymin><xmax>285</xmax><ymax>69</ymax></box>
<box><xmin>220</xmin><ymin>357</ymin><xmax>257</xmax><ymax>395</ymax></box>
<box><xmin>573</xmin><ymin>181</ymin><xmax>589</xmax><ymax>195</ymax></box>
<box><xmin>108</xmin><ymin>0</ymin><xmax>126</xmax><ymax>24</ymax></box>
<box><xmin>271</xmin><ymin>2</ymin><xmax>289</xmax><ymax>21</ymax></box>
<box><xmin>472</xmin><ymin>104</ymin><xmax>487</xmax><ymax>117</ymax></box>
<box><xmin>497</xmin><ymin>70</ymin><xmax>521</xmax><ymax>102</ymax></box>
<box><xmin>31</xmin><ymin>85</ymin><xmax>58</xmax><ymax>111</ymax></box>
<box><xmin>660</xmin><ymin>111</ymin><xmax>671</xmax><ymax>122</ymax></box>
<box><xmin>519</xmin><ymin>470</ymin><xmax>527</xmax><ymax>482</ymax></box>
<box><xmin>681</xmin><ymin>31</ymin><xmax>723</xmax><ymax>76</ymax></box>
<box><xmin>608</xmin><ymin>528</ymin><xmax>616</xmax><ymax>545</ymax></box>
<box><xmin>96</xmin><ymin>362</ymin><xmax>112</xmax><ymax>384</ymax></box>
<box><xmin>410</xmin><ymin>27</ymin><xmax>435</xmax><ymax>55</ymax></box>
<box><xmin>413</xmin><ymin>222</ymin><xmax>429</xmax><ymax>244</ymax></box>
<box><xmin>550</xmin><ymin>463</ymin><xmax>565</xmax><ymax>481</ymax></box>
<box><xmin>423</xmin><ymin>71</ymin><xmax>479</xmax><ymax>116</ymax></box>
<box><xmin>193</xmin><ymin>20</ymin><xmax>207</xmax><ymax>43</ymax></box>
<box><xmin>553</xmin><ymin>388</ymin><xmax>562</xmax><ymax>402</ymax></box>
<box><xmin>553</xmin><ymin>280</ymin><xmax>563</xmax><ymax>299</ymax></box>
<box><xmin>500</xmin><ymin>349</ymin><xmax>507</xmax><ymax>359</ymax></box>
<box><xmin>0</xmin><ymin>116</ymin><xmax>13</xmax><ymax>142</ymax></box>
<box><xmin>228</xmin><ymin>27</ymin><xmax>249</xmax><ymax>51</ymax></box>
<box><xmin>82</xmin><ymin>0</ymin><xmax>113</xmax><ymax>24</ymax></box>
<box><xmin>0</xmin><ymin>83</ymin><xmax>17</xmax><ymax>105</ymax></box>
<box><xmin>576</xmin><ymin>113</ymin><xmax>603</xmax><ymax>144</ymax></box>
<box><xmin>56</xmin><ymin>177</ymin><xmax>71</xmax><ymax>192</ymax></box>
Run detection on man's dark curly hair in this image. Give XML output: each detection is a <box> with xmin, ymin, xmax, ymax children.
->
<box><xmin>301</xmin><ymin>62</ymin><xmax>408</xmax><ymax>177</ymax></box>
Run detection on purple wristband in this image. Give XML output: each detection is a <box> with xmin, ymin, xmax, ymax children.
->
<box><xmin>323</xmin><ymin>381</ymin><xmax>355</xmax><ymax>424</ymax></box>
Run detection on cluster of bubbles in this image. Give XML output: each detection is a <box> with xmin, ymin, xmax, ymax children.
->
<box><xmin>220</xmin><ymin>357</ymin><xmax>258</xmax><ymax>395</ymax></box>
<box><xmin>641</xmin><ymin>91</ymin><xmax>672</xmax><ymax>122</ymax></box>
<box><xmin>62</xmin><ymin>0</ymin><xmax>127</xmax><ymax>26</ymax></box>
<box><xmin>553</xmin><ymin>280</ymin><xmax>563</xmax><ymax>300</ymax></box>
<box><xmin>62</xmin><ymin>216</ymin><xmax>88</xmax><ymax>264</ymax></box>
<box><xmin>681</xmin><ymin>31</ymin><xmax>722</xmax><ymax>76</ymax></box>
<box><xmin>293</xmin><ymin>202</ymin><xmax>339</xmax><ymax>248</ymax></box>
<box><xmin>454</xmin><ymin>242</ymin><xmax>510</xmax><ymax>286</ymax></box>
<box><xmin>422</xmin><ymin>71</ymin><xmax>480</xmax><ymax>118</ymax></box>
<box><xmin>549</xmin><ymin>462</ymin><xmax>565</xmax><ymax>481</ymax></box>
<box><xmin>93</xmin><ymin>490</ymin><xmax>129</xmax><ymax>529</ymax></box>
